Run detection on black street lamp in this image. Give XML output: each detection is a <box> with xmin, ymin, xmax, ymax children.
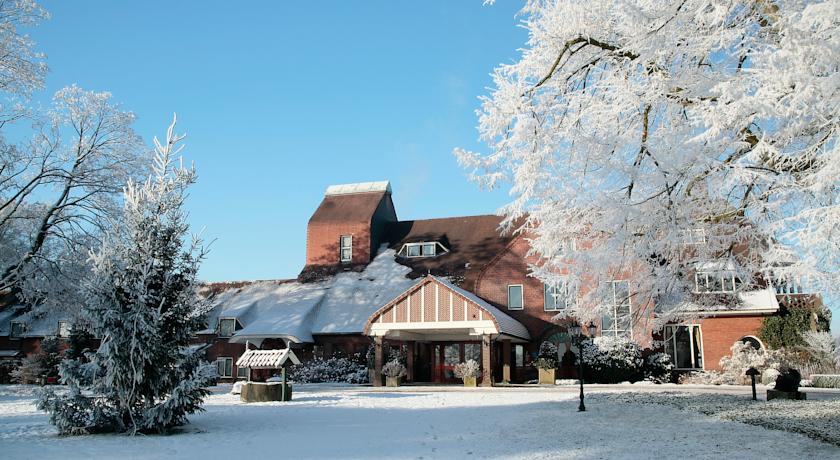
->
<box><xmin>570</xmin><ymin>321</ymin><xmax>597</xmax><ymax>412</ymax></box>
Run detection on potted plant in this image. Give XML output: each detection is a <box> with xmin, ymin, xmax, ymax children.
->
<box><xmin>533</xmin><ymin>341</ymin><xmax>558</xmax><ymax>385</ymax></box>
<box><xmin>454</xmin><ymin>359</ymin><xmax>481</xmax><ymax>387</ymax></box>
<box><xmin>382</xmin><ymin>360</ymin><xmax>406</xmax><ymax>387</ymax></box>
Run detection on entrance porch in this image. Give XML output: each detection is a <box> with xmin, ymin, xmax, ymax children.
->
<box><xmin>363</xmin><ymin>275</ymin><xmax>530</xmax><ymax>386</ymax></box>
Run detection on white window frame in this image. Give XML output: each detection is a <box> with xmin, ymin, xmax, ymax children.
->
<box><xmin>397</xmin><ymin>241</ymin><xmax>448</xmax><ymax>259</ymax></box>
<box><xmin>602</xmin><ymin>280</ymin><xmax>632</xmax><ymax>338</ymax></box>
<box><xmin>663</xmin><ymin>324</ymin><xmax>705</xmax><ymax>370</ymax></box>
<box><xmin>681</xmin><ymin>228</ymin><xmax>707</xmax><ymax>246</ymax></box>
<box><xmin>340</xmin><ymin>235</ymin><xmax>353</xmax><ymax>262</ymax></box>
<box><xmin>218</xmin><ymin>318</ymin><xmax>237</xmax><ymax>338</ymax></box>
<box><xmin>507</xmin><ymin>284</ymin><xmax>524</xmax><ymax>310</ymax></box>
<box><xmin>694</xmin><ymin>271</ymin><xmax>739</xmax><ymax>293</ymax></box>
<box><xmin>57</xmin><ymin>321</ymin><xmax>71</xmax><ymax>338</ymax></box>
<box><xmin>9</xmin><ymin>321</ymin><xmax>25</xmax><ymax>339</ymax></box>
<box><xmin>216</xmin><ymin>357</ymin><xmax>234</xmax><ymax>378</ymax></box>
<box><xmin>544</xmin><ymin>279</ymin><xmax>576</xmax><ymax>312</ymax></box>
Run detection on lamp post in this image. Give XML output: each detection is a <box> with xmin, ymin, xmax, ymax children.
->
<box><xmin>570</xmin><ymin>321</ymin><xmax>597</xmax><ymax>412</ymax></box>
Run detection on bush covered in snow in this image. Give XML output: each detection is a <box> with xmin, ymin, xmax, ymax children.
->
<box><xmin>720</xmin><ymin>341</ymin><xmax>786</xmax><ymax>385</ymax></box>
<box><xmin>643</xmin><ymin>352</ymin><xmax>673</xmax><ymax>383</ymax></box>
<box><xmin>532</xmin><ymin>341</ymin><xmax>558</xmax><ymax>370</ymax></box>
<box><xmin>382</xmin><ymin>360</ymin><xmax>406</xmax><ymax>379</ymax></box>
<box><xmin>578</xmin><ymin>336</ymin><xmax>644</xmax><ymax>383</ymax></box>
<box><xmin>453</xmin><ymin>359</ymin><xmax>481</xmax><ymax>379</ymax></box>
<box><xmin>811</xmin><ymin>374</ymin><xmax>840</xmax><ymax>389</ymax></box>
<box><xmin>290</xmin><ymin>355</ymin><xmax>368</xmax><ymax>384</ymax></box>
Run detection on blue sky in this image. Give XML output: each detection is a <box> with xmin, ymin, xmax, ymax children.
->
<box><xmin>26</xmin><ymin>1</ymin><xmax>526</xmax><ymax>282</ymax></box>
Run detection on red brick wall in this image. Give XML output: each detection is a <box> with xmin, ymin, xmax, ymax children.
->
<box><xmin>696</xmin><ymin>315</ymin><xmax>765</xmax><ymax>371</ymax></box>
<box><xmin>305</xmin><ymin>222</ymin><xmax>372</xmax><ymax>266</ymax></box>
<box><xmin>475</xmin><ymin>237</ymin><xmax>559</xmax><ymax>341</ymax></box>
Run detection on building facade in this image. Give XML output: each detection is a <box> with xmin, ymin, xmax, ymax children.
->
<box><xmin>0</xmin><ymin>180</ymin><xmax>824</xmax><ymax>385</ymax></box>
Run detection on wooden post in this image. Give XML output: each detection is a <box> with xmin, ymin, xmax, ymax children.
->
<box><xmin>481</xmin><ymin>334</ymin><xmax>492</xmax><ymax>387</ymax></box>
<box><xmin>373</xmin><ymin>336</ymin><xmax>383</xmax><ymax>387</ymax></box>
<box><xmin>406</xmin><ymin>341</ymin><xmax>415</xmax><ymax>383</ymax></box>
<box><xmin>502</xmin><ymin>339</ymin><xmax>511</xmax><ymax>384</ymax></box>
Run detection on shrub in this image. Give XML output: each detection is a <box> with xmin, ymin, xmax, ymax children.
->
<box><xmin>799</xmin><ymin>331</ymin><xmax>840</xmax><ymax>374</ymax></box>
<box><xmin>11</xmin><ymin>337</ymin><xmax>62</xmax><ymax>384</ymax></box>
<box><xmin>811</xmin><ymin>374</ymin><xmax>840</xmax><ymax>389</ymax></box>
<box><xmin>643</xmin><ymin>352</ymin><xmax>673</xmax><ymax>383</ymax></box>
<box><xmin>289</xmin><ymin>355</ymin><xmax>368</xmax><ymax>384</ymax></box>
<box><xmin>382</xmin><ymin>360</ymin><xmax>406</xmax><ymax>378</ymax></box>
<box><xmin>759</xmin><ymin>308</ymin><xmax>814</xmax><ymax>349</ymax></box>
<box><xmin>679</xmin><ymin>370</ymin><xmax>732</xmax><ymax>385</ymax></box>
<box><xmin>532</xmin><ymin>341</ymin><xmax>558</xmax><ymax>370</ymax></box>
<box><xmin>578</xmin><ymin>336</ymin><xmax>643</xmax><ymax>383</ymax></box>
<box><xmin>453</xmin><ymin>359</ymin><xmax>481</xmax><ymax>379</ymax></box>
<box><xmin>720</xmin><ymin>341</ymin><xmax>785</xmax><ymax>385</ymax></box>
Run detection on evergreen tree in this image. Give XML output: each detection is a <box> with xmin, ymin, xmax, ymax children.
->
<box><xmin>38</xmin><ymin>116</ymin><xmax>215</xmax><ymax>435</ymax></box>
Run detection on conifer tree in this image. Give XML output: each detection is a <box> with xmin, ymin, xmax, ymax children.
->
<box><xmin>38</xmin><ymin>116</ymin><xmax>215</xmax><ymax>435</ymax></box>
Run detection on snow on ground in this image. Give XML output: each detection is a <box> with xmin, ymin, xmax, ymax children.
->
<box><xmin>1</xmin><ymin>384</ymin><xmax>839</xmax><ymax>460</ymax></box>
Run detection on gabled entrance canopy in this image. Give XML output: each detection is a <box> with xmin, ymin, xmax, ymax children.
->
<box><xmin>363</xmin><ymin>275</ymin><xmax>530</xmax><ymax>342</ymax></box>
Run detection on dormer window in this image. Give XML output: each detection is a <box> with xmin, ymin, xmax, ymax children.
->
<box><xmin>340</xmin><ymin>235</ymin><xmax>353</xmax><ymax>262</ymax></box>
<box><xmin>397</xmin><ymin>242</ymin><xmax>448</xmax><ymax>258</ymax></box>
<box><xmin>10</xmin><ymin>321</ymin><xmax>25</xmax><ymax>339</ymax></box>
<box><xmin>218</xmin><ymin>318</ymin><xmax>238</xmax><ymax>338</ymax></box>
<box><xmin>681</xmin><ymin>228</ymin><xmax>706</xmax><ymax>246</ymax></box>
<box><xmin>695</xmin><ymin>271</ymin><xmax>740</xmax><ymax>293</ymax></box>
<box><xmin>57</xmin><ymin>321</ymin><xmax>71</xmax><ymax>338</ymax></box>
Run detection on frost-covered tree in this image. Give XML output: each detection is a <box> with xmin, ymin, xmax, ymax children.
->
<box><xmin>457</xmin><ymin>0</ymin><xmax>840</xmax><ymax>326</ymax></box>
<box><xmin>38</xmin><ymin>116</ymin><xmax>215</xmax><ymax>435</ymax></box>
<box><xmin>0</xmin><ymin>0</ymin><xmax>48</xmax><ymax>123</ymax></box>
<box><xmin>0</xmin><ymin>86</ymin><xmax>145</xmax><ymax>314</ymax></box>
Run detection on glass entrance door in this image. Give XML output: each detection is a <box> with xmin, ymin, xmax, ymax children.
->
<box><xmin>434</xmin><ymin>342</ymin><xmax>482</xmax><ymax>384</ymax></box>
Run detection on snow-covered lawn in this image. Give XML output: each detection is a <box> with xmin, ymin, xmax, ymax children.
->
<box><xmin>1</xmin><ymin>384</ymin><xmax>839</xmax><ymax>459</ymax></box>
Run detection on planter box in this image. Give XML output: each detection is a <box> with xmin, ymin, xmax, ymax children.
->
<box><xmin>538</xmin><ymin>368</ymin><xmax>556</xmax><ymax>385</ymax></box>
<box><xmin>463</xmin><ymin>376</ymin><xmax>477</xmax><ymax>387</ymax></box>
<box><xmin>767</xmin><ymin>389</ymin><xmax>806</xmax><ymax>401</ymax></box>
<box><xmin>240</xmin><ymin>382</ymin><xmax>293</xmax><ymax>402</ymax></box>
<box><xmin>386</xmin><ymin>376</ymin><xmax>401</xmax><ymax>387</ymax></box>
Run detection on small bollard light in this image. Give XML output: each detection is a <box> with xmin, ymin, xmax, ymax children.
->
<box><xmin>746</xmin><ymin>367</ymin><xmax>760</xmax><ymax>401</ymax></box>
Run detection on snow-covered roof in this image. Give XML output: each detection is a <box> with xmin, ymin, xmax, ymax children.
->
<box><xmin>431</xmin><ymin>276</ymin><xmax>531</xmax><ymax>340</ymax></box>
<box><xmin>311</xmin><ymin>249</ymin><xmax>415</xmax><ymax>334</ymax></box>
<box><xmin>325</xmin><ymin>181</ymin><xmax>391</xmax><ymax>196</ymax></box>
<box><xmin>204</xmin><ymin>281</ymin><xmax>327</xmax><ymax>343</ymax></box>
<box><xmin>236</xmin><ymin>348</ymin><xmax>300</xmax><ymax>369</ymax></box>
<box><xmin>0</xmin><ymin>304</ymin><xmax>72</xmax><ymax>338</ymax></box>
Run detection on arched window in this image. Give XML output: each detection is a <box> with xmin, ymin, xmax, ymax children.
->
<box><xmin>740</xmin><ymin>336</ymin><xmax>763</xmax><ymax>350</ymax></box>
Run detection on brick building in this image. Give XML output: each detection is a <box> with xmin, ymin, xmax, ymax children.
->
<box><xmin>0</xmin><ymin>180</ymin><xmax>825</xmax><ymax>385</ymax></box>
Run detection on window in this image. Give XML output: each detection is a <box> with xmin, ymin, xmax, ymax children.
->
<box><xmin>695</xmin><ymin>271</ymin><xmax>740</xmax><ymax>293</ymax></box>
<box><xmin>514</xmin><ymin>345</ymin><xmax>524</xmax><ymax>367</ymax></box>
<box><xmin>218</xmin><ymin>318</ymin><xmax>237</xmax><ymax>338</ymax></box>
<box><xmin>663</xmin><ymin>325</ymin><xmax>703</xmax><ymax>369</ymax></box>
<box><xmin>397</xmin><ymin>241</ymin><xmax>448</xmax><ymax>258</ymax></box>
<box><xmin>681</xmin><ymin>228</ymin><xmax>706</xmax><ymax>245</ymax></box>
<box><xmin>236</xmin><ymin>365</ymin><xmax>248</xmax><ymax>379</ymax></box>
<box><xmin>544</xmin><ymin>279</ymin><xmax>575</xmax><ymax>312</ymax></box>
<box><xmin>602</xmin><ymin>280</ymin><xmax>632</xmax><ymax>338</ymax></box>
<box><xmin>57</xmin><ymin>321</ymin><xmax>71</xmax><ymax>338</ymax></box>
<box><xmin>340</xmin><ymin>235</ymin><xmax>353</xmax><ymax>262</ymax></box>
<box><xmin>9</xmin><ymin>321</ymin><xmax>25</xmax><ymax>339</ymax></box>
<box><xmin>216</xmin><ymin>357</ymin><xmax>233</xmax><ymax>378</ymax></box>
<box><xmin>740</xmin><ymin>336</ymin><xmax>763</xmax><ymax>350</ymax></box>
<box><xmin>507</xmin><ymin>285</ymin><xmax>524</xmax><ymax>310</ymax></box>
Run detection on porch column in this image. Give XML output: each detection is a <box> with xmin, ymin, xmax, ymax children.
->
<box><xmin>373</xmin><ymin>336</ymin><xmax>383</xmax><ymax>387</ymax></box>
<box><xmin>406</xmin><ymin>341</ymin><xmax>415</xmax><ymax>383</ymax></box>
<box><xmin>481</xmin><ymin>334</ymin><xmax>492</xmax><ymax>387</ymax></box>
<box><xmin>501</xmin><ymin>339</ymin><xmax>511</xmax><ymax>384</ymax></box>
